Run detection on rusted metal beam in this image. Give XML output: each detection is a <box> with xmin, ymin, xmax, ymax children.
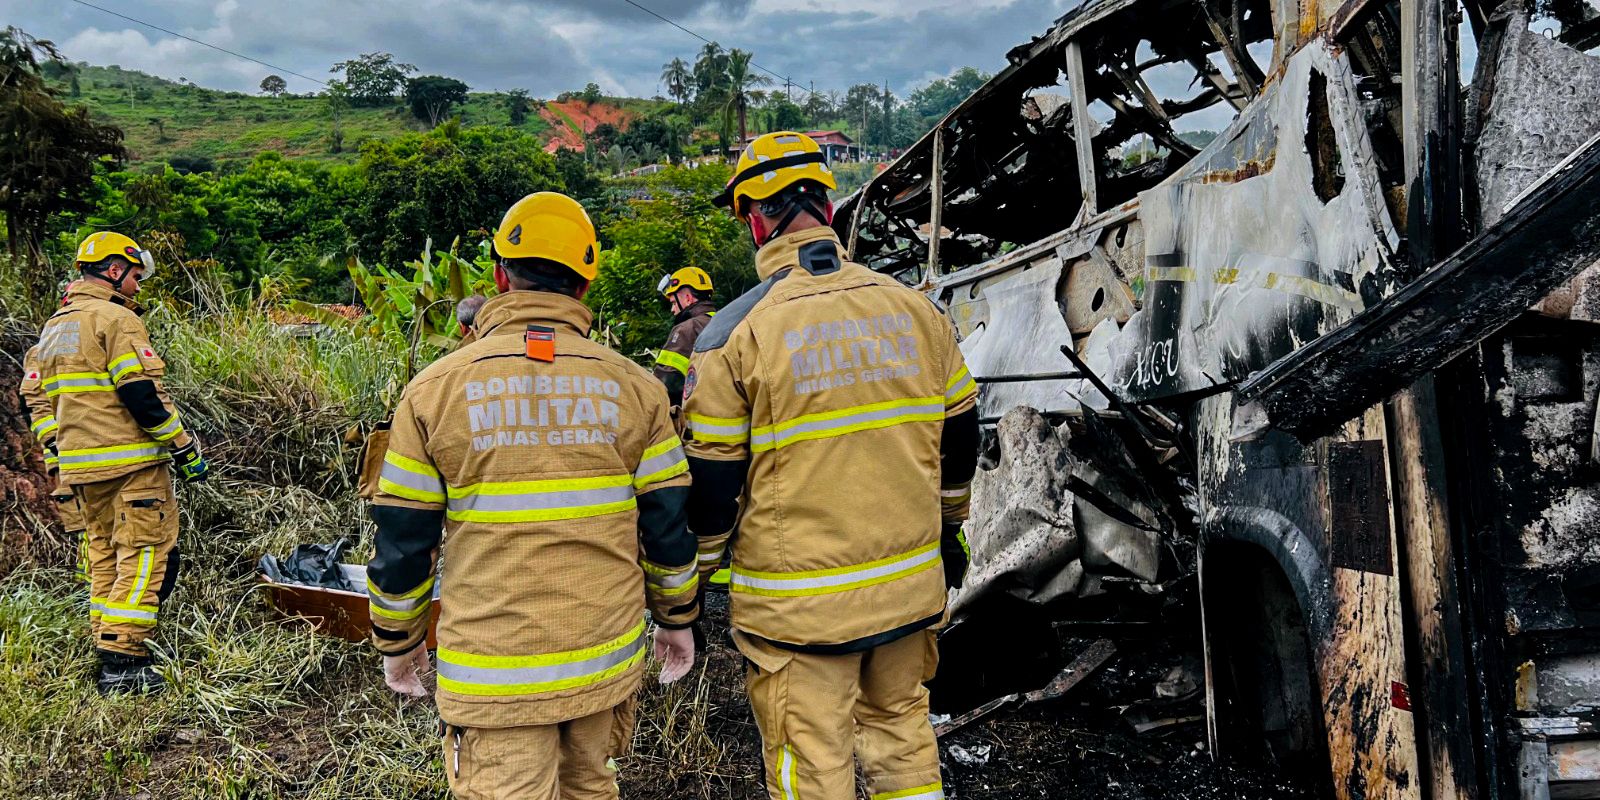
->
<box><xmin>1065</xmin><ymin>41</ymin><xmax>1100</xmax><ymax>215</ymax></box>
<box><xmin>1236</xmin><ymin>134</ymin><xmax>1600</xmax><ymax>440</ymax></box>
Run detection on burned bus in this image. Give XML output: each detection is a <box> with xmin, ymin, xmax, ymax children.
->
<box><xmin>836</xmin><ymin>0</ymin><xmax>1600</xmax><ymax>797</ymax></box>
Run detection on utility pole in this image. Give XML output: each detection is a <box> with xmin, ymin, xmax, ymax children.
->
<box><xmin>882</xmin><ymin>78</ymin><xmax>892</xmax><ymax>154</ymax></box>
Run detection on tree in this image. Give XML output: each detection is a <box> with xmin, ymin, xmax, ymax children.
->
<box><xmin>722</xmin><ymin>49</ymin><xmax>771</xmax><ymax>149</ymax></box>
<box><xmin>505</xmin><ymin>88</ymin><xmax>531</xmax><ymax>125</ymax></box>
<box><xmin>259</xmin><ymin>74</ymin><xmax>287</xmax><ymax>98</ymax></box>
<box><xmin>763</xmin><ymin>93</ymin><xmax>807</xmax><ymax>133</ymax></box>
<box><xmin>692</xmin><ymin>42</ymin><xmax>728</xmax><ymax>109</ymax></box>
<box><xmin>908</xmin><ymin>66</ymin><xmax>990</xmax><ymax>130</ymax></box>
<box><xmin>580</xmin><ymin>82</ymin><xmax>603</xmax><ymax>105</ymax></box>
<box><xmin>346</xmin><ymin>126</ymin><xmax>563</xmax><ymax>264</ymax></box>
<box><xmin>324</xmin><ymin>80</ymin><xmax>349</xmax><ymax>153</ymax></box>
<box><xmin>148</xmin><ymin>116</ymin><xmax>168</xmax><ymax>142</ymax></box>
<box><xmin>405</xmin><ymin>75</ymin><xmax>468</xmax><ymax>127</ymax></box>
<box><xmin>329</xmin><ymin>52</ymin><xmax>415</xmax><ymax>106</ymax></box>
<box><xmin>0</xmin><ymin>27</ymin><xmax>127</xmax><ymax>315</ymax></box>
<box><xmin>661</xmin><ymin>57</ymin><xmax>691</xmax><ymax>105</ymax></box>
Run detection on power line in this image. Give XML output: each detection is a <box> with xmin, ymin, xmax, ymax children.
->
<box><xmin>66</xmin><ymin>0</ymin><xmax>329</xmax><ymax>88</ymax></box>
<box><xmin>617</xmin><ymin>0</ymin><xmax>818</xmax><ymax>100</ymax></box>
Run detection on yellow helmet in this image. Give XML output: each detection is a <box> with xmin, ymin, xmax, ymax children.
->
<box><xmin>75</xmin><ymin>231</ymin><xmax>156</xmax><ymax>278</ymax></box>
<box><xmin>493</xmin><ymin>192</ymin><xmax>600</xmax><ymax>282</ymax></box>
<box><xmin>658</xmin><ymin>267</ymin><xmax>713</xmax><ymax>297</ymax></box>
<box><xmin>714</xmin><ymin>131</ymin><xmax>837</xmax><ymax>216</ymax></box>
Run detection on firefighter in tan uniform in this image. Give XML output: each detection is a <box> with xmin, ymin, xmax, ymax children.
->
<box><xmin>687</xmin><ymin>132</ymin><xmax>980</xmax><ymax>800</ymax></box>
<box><xmin>366</xmin><ymin>192</ymin><xmax>699</xmax><ymax>799</ymax></box>
<box><xmin>651</xmin><ymin>267</ymin><xmax>717</xmax><ymax>407</ymax></box>
<box><xmin>20</xmin><ymin>232</ymin><xmax>210</xmax><ymax>695</ymax></box>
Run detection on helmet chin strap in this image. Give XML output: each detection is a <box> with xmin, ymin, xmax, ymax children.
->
<box><xmin>750</xmin><ymin>198</ymin><xmax>835</xmax><ymax>248</ymax></box>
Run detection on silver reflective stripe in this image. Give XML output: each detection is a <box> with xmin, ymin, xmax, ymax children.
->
<box><xmin>939</xmin><ymin>488</ymin><xmax>970</xmax><ymax>498</ymax></box>
<box><xmin>732</xmin><ymin>545</ymin><xmax>941</xmax><ymax>594</ymax></box>
<box><xmin>698</xmin><ymin>551</ymin><xmax>724</xmax><ymax>563</ymax></box>
<box><xmin>447</xmin><ymin>483</ymin><xmax>634</xmax><ymax>514</ymax></box>
<box><xmin>380</xmin><ymin>461</ymin><xmax>444</xmax><ymax>495</ymax></box>
<box><xmin>369</xmin><ymin>592</ymin><xmax>427</xmax><ymax>613</ymax></box>
<box><xmin>50</xmin><ymin>375</ymin><xmax>112</xmax><ymax>391</ymax></box>
<box><xmin>437</xmin><ymin>632</ymin><xmax>646</xmax><ymax>688</ymax></box>
<box><xmin>101</xmin><ymin>605</ymin><xmax>157</xmax><ymax>622</ymax></box>
<box><xmin>647</xmin><ymin>566</ymin><xmax>697</xmax><ymax>589</ymax></box>
<box><xmin>946</xmin><ymin>373</ymin><xmax>975</xmax><ymax>402</ymax></box>
<box><xmin>751</xmin><ymin>400</ymin><xmax>944</xmax><ymax>450</ymax></box>
<box><xmin>634</xmin><ymin>444</ymin><xmax>687</xmax><ymax>483</ymax></box>
<box><xmin>874</xmin><ymin>788</ymin><xmax>945</xmax><ymax>800</ymax></box>
<box><xmin>688</xmin><ymin>417</ymin><xmax>750</xmax><ymax>437</ymax></box>
<box><xmin>58</xmin><ymin>445</ymin><xmax>166</xmax><ymax>467</ymax></box>
<box><xmin>145</xmin><ymin>413</ymin><xmax>183</xmax><ymax>440</ymax></box>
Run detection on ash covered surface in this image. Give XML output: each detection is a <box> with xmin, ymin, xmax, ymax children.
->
<box><xmin>622</xmin><ymin>593</ymin><xmax>1311</xmax><ymax>799</ymax></box>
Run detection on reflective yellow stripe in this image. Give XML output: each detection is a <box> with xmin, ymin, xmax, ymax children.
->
<box><xmin>143</xmin><ymin>412</ymin><xmax>184</xmax><ymax>442</ymax></box>
<box><xmin>634</xmin><ymin>436</ymin><xmax>688</xmax><ymax>489</ymax></box>
<box><xmin>731</xmin><ymin>542</ymin><xmax>941</xmax><ymax>598</ymax></box>
<box><xmin>750</xmin><ymin>396</ymin><xmax>944</xmax><ymax>453</ymax></box>
<box><xmin>446</xmin><ymin>473</ymin><xmax>636</xmax><ymax>523</ymax></box>
<box><xmin>873</xmin><ymin>783</ymin><xmax>944</xmax><ymax>800</ymax></box>
<box><xmin>368</xmin><ymin>575</ymin><xmax>435</xmax><ymax>620</ymax></box>
<box><xmin>44</xmin><ymin>371</ymin><xmax>113</xmax><ymax>396</ymax></box>
<box><xmin>31</xmin><ymin>415</ymin><xmax>58</xmax><ymax>440</ymax></box>
<box><xmin>108</xmin><ymin>352</ymin><xmax>144</xmax><ymax>382</ymax></box>
<box><xmin>779</xmin><ymin>744</ymin><xmax>799</xmax><ymax>800</ymax></box>
<box><xmin>436</xmin><ymin>621</ymin><xmax>647</xmax><ymax>697</ymax></box>
<box><xmin>128</xmin><ymin>546</ymin><xmax>154</xmax><ymax>605</ymax></box>
<box><xmin>378</xmin><ymin>451</ymin><xmax>446</xmax><ymax>504</ymax></box>
<box><xmin>642</xmin><ymin>560</ymin><xmax>699</xmax><ymax>597</ymax></box>
<box><xmin>945</xmin><ymin>366</ymin><xmax>976</xmax><ymax>406</ymax></box>
<box><xmin>58</xmin><ymin>442</ymin><xmax>168</xmax><ymax>471</ymax></box>
<box><xmin>100</xmin><ymin>600</ymin><xmax>158</xmax><ymax>625</ymax></box>
<box><xmin>655</xmin><ymin>349</ymin><xmax>691</xmax><ymax>376</ymax></box>
<box><xmin>686</xmin><ymin>412</ymin><xmax>750</xmax><ymax>444</ymax></box>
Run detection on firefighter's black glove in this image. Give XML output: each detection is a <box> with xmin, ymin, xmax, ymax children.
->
<box><xmin>941</xmin><ymin>522</ymin><xmax>969</xmax><ymax>590</ymax></box>
<box><xmin>45</xmin><ymin>443</ymin><xmax>59</xmax><ymax>477</ymax></box>
<box><xmin>172</xmin><ymin>442</ymin><xmax>210</xmax><ymax>482</ymax></box>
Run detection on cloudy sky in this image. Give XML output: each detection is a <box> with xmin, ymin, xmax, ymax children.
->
<box><xmin>3</xmin><ymin>0</ymin><xmax>1087</xmax><ymax>100</ymax></box>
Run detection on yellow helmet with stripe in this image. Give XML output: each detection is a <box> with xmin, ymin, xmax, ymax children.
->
<box><xmin>714</xmin><ymin>131</ymin><xmax>837</xmax><ymax>216</ymax></box>
<box><xmin>75</xmin><ymin>231</ymin><xmax>156</xmax><ymax>278</ymax></box>
<box><xmin>658</xmin><ymin>267</ymin><xmax>713</xmax><ymax>297</ymax></box>
<box><xmin>493</xmin><ymin>192</ymin><xmax>600</xmax><ymax>282</ymax></box>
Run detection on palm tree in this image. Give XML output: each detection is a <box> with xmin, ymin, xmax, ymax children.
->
<box><xmin>693</xmin><ymin>42</ymin><xmax>727</xmax><ymax>106</ymax></box>
<box><xmin>661</xmin><ymin>58</ymin><xmax>691</xmax><ymax>106</ymax></box>
<box><xmin>722</xmin><ymin>49</ymin><xmax>772</xmax><ymax>150</ymax></box>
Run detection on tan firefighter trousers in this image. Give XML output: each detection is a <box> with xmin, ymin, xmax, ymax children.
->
<box><xmin>443</xmin><ymin>698</ymin><xmax>637</xmax><ymax>800</ymax></box>
<box><xmin>738</xmin><ymin>628</ymin><xmax>945</xmax><ymax>800</ymax></box>
<box><xmin>74</xmin><ymin>464</ymin><xmax>179</xmax><ymax>657</ymax></box>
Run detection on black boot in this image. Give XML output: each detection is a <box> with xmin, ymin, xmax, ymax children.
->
<box><xmin>96</xmin><ymin>650</ymin><xmax>165</xmax><ymax>696</ymax></box>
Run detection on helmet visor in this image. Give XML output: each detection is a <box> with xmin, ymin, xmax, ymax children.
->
<box><xmin>657</xmin><ymin>275</ymin><xmax>674</xmax><ymax>294</ymax></box>
<box><xmin>135</xmin><ymin>248</ymin><xmax>156</xmax><ymax>280</ymax></box>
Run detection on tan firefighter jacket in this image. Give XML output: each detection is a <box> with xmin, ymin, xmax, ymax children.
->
<box><xmin>367</xmin><ymin>290</ymin><xmax>698</xmax><ymax>728</ymax></box>
<box><xmin>683</xmin><ymin>227</ymin><xmax>978</xmax><ymax>650</ymax></box>
<box><xmin>20</xmin><ymin>282</ymin><xmax>193</xmax><ymax>486</ymax></box>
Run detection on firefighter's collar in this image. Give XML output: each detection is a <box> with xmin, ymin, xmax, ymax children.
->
<box><xmin>755</xmin><ymin>227</ymin><xmax>842</xmax><ymax>281</ymax></box>
<box><xmin>64</xmin><ymin>280</ymin><xmax>143</xmax><ymax>314</ymax></box>
<box><xmin>673</xmin><ymin>299</ymin><xmax>716</xmax><ymax>324</ymax></box>
<box><xmin>474</xmin><ymin>290</ymin><xmax>593</xmax><ymax>339</ymax></box>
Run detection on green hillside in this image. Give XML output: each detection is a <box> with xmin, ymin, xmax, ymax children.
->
<box><xmin>48</xmin><ymin>64</ymin><xmax>673</xmax><ymax>166</ymax></box>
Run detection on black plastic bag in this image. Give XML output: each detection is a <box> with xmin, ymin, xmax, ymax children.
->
<box><xmin>258</xmin><ymin>539</ymin><xmax>355</xmax><ymax>592</ymax></box>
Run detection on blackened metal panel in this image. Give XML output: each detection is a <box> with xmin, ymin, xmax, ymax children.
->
<box><xmin>1329</xmin><ymin>440</ymin><xmax>1395</xmax><ymax>575</ymax></box>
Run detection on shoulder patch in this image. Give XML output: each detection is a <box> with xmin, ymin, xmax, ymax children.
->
<box><xmin>694</xmin><ymin>270</ymin><xmax>789</xmax><ymax>353</ymax></box>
